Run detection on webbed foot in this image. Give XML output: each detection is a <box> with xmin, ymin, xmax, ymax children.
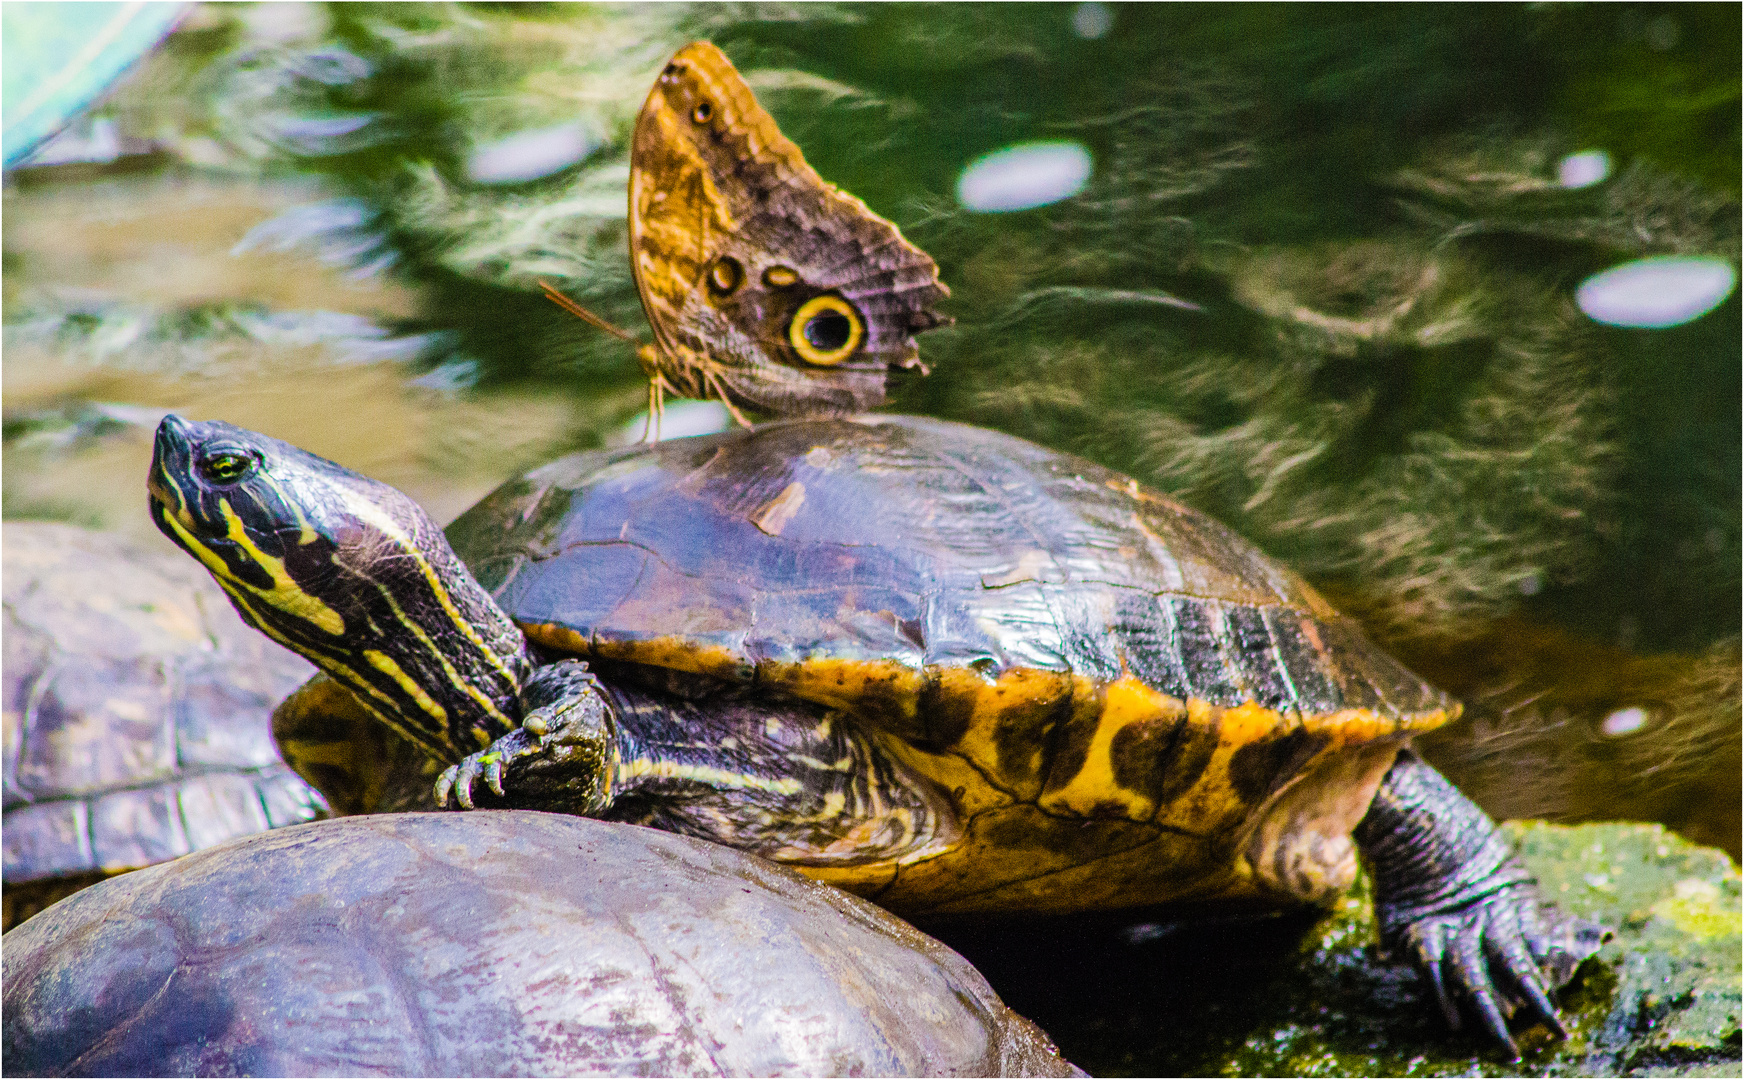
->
<box><xmin>434</xmin><ymin>659</ymin><xmax>615</xmax><ymax>814</ymax></box>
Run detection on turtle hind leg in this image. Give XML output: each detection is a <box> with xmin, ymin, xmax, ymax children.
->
<box><xmin>1354</xmin><ymin>749</ymin><xmax>1608</xmax><ymax>1059</ymax></box>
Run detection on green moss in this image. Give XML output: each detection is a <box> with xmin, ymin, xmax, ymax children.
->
<box><xmin>1244</xmin><ymin>822</ymin><xmax>1741</xmax><ymax>1076</ymax></box>
<box><xmin>952</xmin><ymin>823</ymin><xmax>1739</xmax><ymax>1077</ymax></box>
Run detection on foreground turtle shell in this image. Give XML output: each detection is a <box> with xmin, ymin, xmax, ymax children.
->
<box><xmin>1</xmin><ymin>812</ymin><xmax>1080</xmax><ymax>1077</ymax></box>
<box><xmin>445</xmin><ymin>415</ymin><xmax>1457</xmax><ymax>915</ymax></box>
<box><xmin>2</xmin><ymin>523</ymin><xmax>325</xmax><ymax>930</ymax></box>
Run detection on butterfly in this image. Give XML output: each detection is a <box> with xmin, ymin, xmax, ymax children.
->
<box><xmin>542</xmin><ymin>41</ymin><xmax>950</xmax><ymax>432</ymax></box>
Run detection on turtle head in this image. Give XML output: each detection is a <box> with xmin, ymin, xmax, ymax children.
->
<box><xmin>149</xmin><ymin>415</ymin><xmax>528</xmax><ymax>761</ymax></box>
<box><xmin>149</xmin><ymin>414</ymin><xmax>393</xmax><ymax>568</ymax></box>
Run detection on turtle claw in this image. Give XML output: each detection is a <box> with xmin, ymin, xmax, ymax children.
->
<box><xmin>1452</xmin><ymin>920</ymin><xmax>1518</xmax><ymax>1058</ymax></box>
<box><xmin>1410</xmin><ymin>919</ymin><xmax>1462</xmax><ymax>1031</ymax></box>
<box><xmin>1491</xmin><ymin>905</ymin><xmax>1566</xmax><ymax>1040</ymax></box>
<box><xmin>433</xmin><ymin>728</ymin><xmax>542</xmax><ymax>809</ymax></box>
<box><xmin>1359</xmin><ymin>753</ymin><xmax>1610</xmax><ymax>1057</ymax></box>
<box><xmin>430</xmin><ymin>662</ymin><xmax>616</xmax><ymax>814</ymax></box>
<box><xmin>433</xmin><ymin>765</ymin><xmax>457</xmax><ymax>808</ymax></box>
<box><xmin>1399</xmin><ymin>883</ymin><xmax>1604</xmax><ymax>1058</ymax></box>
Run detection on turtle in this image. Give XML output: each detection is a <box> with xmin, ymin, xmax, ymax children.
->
<box><xmin>147</xmin><ymin>412</ymin><xmax>1606</xmax><ymax>1057</ymax></box>
<box><xmin>1</xmin><ymin>811</ymin><xmax>1081</xmax><ymax>1077</ymax></box>
<box><xmin>2</xmin><ymin>521</ymin><xmax>327</xmax><ymax>931</ymax></box>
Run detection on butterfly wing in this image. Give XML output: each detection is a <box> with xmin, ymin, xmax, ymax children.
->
<box><xmin>629</xmin><ymin>41</ymin><xmax>949</xmax><ymax>417</ymax></box>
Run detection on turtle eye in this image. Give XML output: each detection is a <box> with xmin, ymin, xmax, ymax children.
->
<box><xmin>787</xmin><ymin>295</ymin><xmax>864</xmax><ymax>367</ymax></box>
<box><xmin>198</xmin><ymin>449</ymin><xmax>257</xmax><ymax>485</ymax></box>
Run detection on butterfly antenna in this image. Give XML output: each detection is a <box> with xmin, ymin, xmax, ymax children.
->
<box><xmin>541</xmin><ymin>279</ymin><xmax>670</xmax><ymax>444</ymax></box>
<box><xmin>538</xmin><ymin>280</ymin><xmax>639</xmax><ymax>343</ymax></box>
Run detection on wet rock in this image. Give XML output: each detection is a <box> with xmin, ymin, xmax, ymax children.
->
<box><xmin>936</xmin><ymin>822</ymin><xmax>1740</xmax><ymax>1077</ymax></box>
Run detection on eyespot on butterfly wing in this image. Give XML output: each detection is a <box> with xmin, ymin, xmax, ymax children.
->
<box><xmin>626</xmin><ymin>41</ymin><xmax>951</xmax><ymax>419</ymax></box>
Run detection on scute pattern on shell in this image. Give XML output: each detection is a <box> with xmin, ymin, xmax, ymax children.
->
<box><xmin>3</xmin><ymin>523</ymin><xmax>324</xmax><ymax>909</ymax></box>
<box><xmin>446</xmin><ymin>416</ymin><xmax>1454</xmax><ymax>913</ymax></box>
<box><xmin>2</xmin><ymin>814</ymin><xmax>1082</xmax><ymax>1077</ymax></box>
<box><xmin>453</xmin><ymin>415</ymin><xmax>1448</xmax><ymax>727</ymax></box>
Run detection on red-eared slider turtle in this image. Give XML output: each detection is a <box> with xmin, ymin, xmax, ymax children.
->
<box><xmin>1</xmin><ymin>811</ymin><xmax>1080</xmax><ymax>1077</ymax></box>
<box><xmin>2</xmin><ymin>522</ymin><xmax>326</xmax><ymax>930</ymax></box>
<box><xmin>148</xmin><ymin>413</ymin><xmax>1604</xmax><ymax>1056</ymax></box>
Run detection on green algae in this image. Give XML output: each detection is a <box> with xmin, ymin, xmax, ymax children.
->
<box><xmin>946</xmin><ymin>822</ymin><xmax>1739</xmax><ymax>1077</ymax></box>
<box><xmin>1205</xmin><ymin>822</ymin><xmax>1740</xmax><ymax>1076</ymax></box>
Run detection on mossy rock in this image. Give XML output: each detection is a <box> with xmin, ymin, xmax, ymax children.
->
<box><xmin>934</xmin><ymin>822</ymin><xmax>1740</xmax><ymax>1077</ymax></box>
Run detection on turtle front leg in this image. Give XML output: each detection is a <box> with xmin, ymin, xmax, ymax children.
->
<box><xmin>435</xmin><ymin>660</ymin><xmax>615</xmax><ymax>814</ymax></box>
<box><xmin>1354</xmin><ymin>750</ymin><xmax>1608</xmax><ymax>1058</ymax></box>
<box><xmin>435</xmin><ymin>677</ymin><xmax>953</xmax><ymax>866</ymax></box>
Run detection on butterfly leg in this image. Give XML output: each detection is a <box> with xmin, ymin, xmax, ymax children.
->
<box><xmin>703</xmin><ymin>368</ymin><xmax>754</xmax><ymax>429</ymax></box>
<box><xmin>644</xmin><ymin>376</ymin><xmax>660</xmax><ymax>442</ymax></box>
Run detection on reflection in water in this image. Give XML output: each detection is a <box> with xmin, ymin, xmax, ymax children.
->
<box><xmin>1071</xmin><ymin>3</ymin><xmax>1113</xmax><ymax>40</ymax></box>
<box><xmin>257</xmin><ymin>109</ymin><xmax>383</xmax><ymax>156</ymax></box>
<box><xmin>956</xmin><ymin>141</ymin><xmax>1093</xmax><ymax>213</ymax></box>
<box><xmin>1575</xmin><ymin>255</ymin><xmax>1737</xmax><ymax>328</ymax></box>
<box><xmin>1</xmin><ymin>176</ymin><xmax>602</xmax><ymax>548</ymax></box>
<box><xmin>1</xmin><ymin>0</ymin><xmax>190</xmax><ymax>166</ymax></box>
<box><xmin>233</xmin><ymin>198</ymin><xmax>396</xmax><ymax>278</ymax></box>
<box><xmin>1556</xmin><ymin>149</ymin><xmax>1611</xmax><ymax>189</ymax></box>
<box><xmin>1600</xmin><ymin>706</ymin><xmax>1649</xmax><ymax>737</ymax></box>
<box><xmin>24</xmin><ymin>117</ymin><xmax>128</xmax><ymax>167</ymax></box>
<box><xmin>467</xmin><ymin>122</ymin><xmax>600</xmax><ymax>185</ymax></box>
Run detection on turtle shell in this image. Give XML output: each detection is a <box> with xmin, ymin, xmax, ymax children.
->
<box><xmin>448</xmin><ymin>416</ymin><xmax>1456</xmax><ymax>914</ymax></box>
<box><xmin>3</xmin><ymin>523</ymin><xmax>326</xmax><ymax>930</ymax></box>
<box><xmin>2</xmin><ymin>813</ymin><xmax>1078</xmax><ymax>1077</ymax></box>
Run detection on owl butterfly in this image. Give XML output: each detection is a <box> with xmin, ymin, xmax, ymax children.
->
<box><xmin>543</xmin><ymin>41</ymin><xmax>950</xmax><ymax>430</ymax></box>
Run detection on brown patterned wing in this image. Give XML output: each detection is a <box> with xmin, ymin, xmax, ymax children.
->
<box><xmin>629</xmin><ymin>42</ymin><xmax>950</xmax><ymax>417</ymax></box>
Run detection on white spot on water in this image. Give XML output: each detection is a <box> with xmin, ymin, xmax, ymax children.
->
<box><xmin>467</xmin><ymin>123</ymin><xmax>596</xmax><ymax>185</ymax></box>
<box><xmin>1557</xmin><ymin>150</ymin><xmax>1611</xmax><ymax>189</ymax></box>
<box><xmin>957</xmin><ymin>141</ymin><xmax>1093</xmax><ymax>213</ymax></box>
<box><xmin>1121</xmin><ymin>921</ymin><xmax>1172</xmax><ymax>944</ymax></box>
<box><xmin>1576</xmin><ymin>256</ymin><xmax>1737</xmax><ymax>329</ymax></box>
<box><xmin>1600</xmin><ymin>706</ymin><xmax>1649</xmax><ymax>737</ymax></box>
<box><xmin>1072</xmin><ymin>2</ymin><xmax>1113</xmax><ymax>39</ymax></box>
